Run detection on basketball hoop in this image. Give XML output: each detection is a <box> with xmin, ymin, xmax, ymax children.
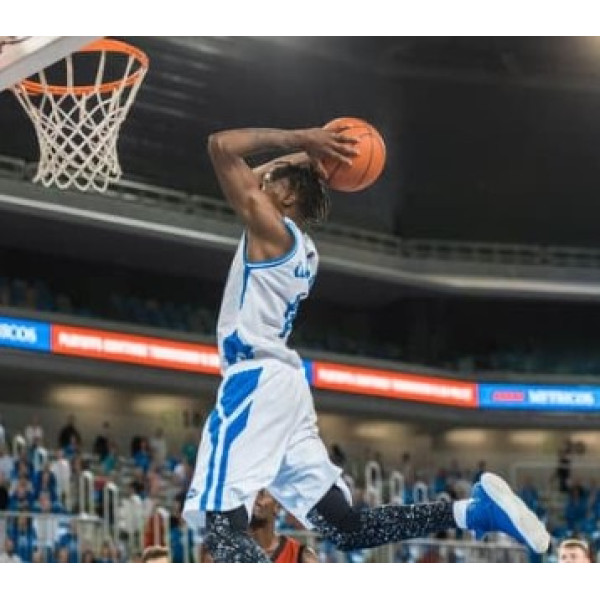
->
<box><xmin>12</xmin><ymin>38</ymin><xmax>148</xmax><ymax>193</ymax></box>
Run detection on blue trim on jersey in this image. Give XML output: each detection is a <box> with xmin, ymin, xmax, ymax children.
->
<box><xmin>220</xmin><ymin>368</ymin><xmax>262</xmax><ymax>417</ymax></box>
<box><xmin>214</xmin><ymin>402</ymin><xmax>253</xmax><ymax>510</ymax></box>
<box><xmin>239</xmin><ymin>263</ymin><xmax>251</xmax><ymax>308</ymax></box>
<box><xmin>243</xmin><ymin>220</ymin><xmax>299</xmax><ymax>269</ymax></box>
<box><xmin>200</xmin><ymin>368</ymin><xmax>262</xmax><ymax>510</ymax></box>
<box><xmin>199</xmin><ymin>409</ymin><xmax>222</xmax><ymax>510</ymax></box>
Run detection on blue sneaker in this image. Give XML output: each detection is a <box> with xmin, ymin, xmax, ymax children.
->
<box><xmin>466</xmin><ymin>472</ymin><xmax>550</xmax><ymax>554</ymax></box>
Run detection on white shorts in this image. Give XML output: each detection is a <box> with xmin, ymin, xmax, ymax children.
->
<box><xmin>183</xmin><ymin>358</ymin><xmax>348</xmax><ymax>530</ymax></box>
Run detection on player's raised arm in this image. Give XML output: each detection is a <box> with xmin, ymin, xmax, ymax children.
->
<box><xmin>207</xmin><ymin>127</ymin><xmax>358</xmax><ymax>261</ymax></box>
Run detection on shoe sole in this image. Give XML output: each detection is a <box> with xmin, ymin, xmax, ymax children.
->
<box><xmin>481</xmin><ymin>472</ymin><xmax>550</xmax><ymax>554</ymax></box>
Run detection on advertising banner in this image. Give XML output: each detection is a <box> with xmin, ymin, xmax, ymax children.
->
<box><xmin>312</xmin><ymin>361</ymin><xmax>477</xmax><ymax>408</ymax></box>
<box><xmin>51</xmin><ymin>324</ymin><xmax>221</xmax><ymax>375</ymax></box>
<box><xmin>479</xmin><ymin>383</ymin><xmax>600</xmax><ymax>411</ymax></box>
<box><xmin>0</xmin><ymin>315</ymin><xmax>51</xmax><ymax>352</ymax></box>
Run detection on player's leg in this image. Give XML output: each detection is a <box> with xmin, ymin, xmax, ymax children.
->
<box><xmin>269</xmin><ymin>373</ymin><xmax>549</xmax><ymax>555</ymax></box>
<box><xmin>307</xmin><ymin>472</ymin><xmax>550</xmax><ymax>554</ymax></box>
<box><xmin>204</xmin><ymin>505</ymin><xmax>269</xmax><ymax>562</ymax></box>
<box><xmin>182</xmin><ymin>362</ymin><xmax>303</xmax><ymax>562</ymax></box>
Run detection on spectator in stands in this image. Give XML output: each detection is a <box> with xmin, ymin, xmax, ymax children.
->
<box><xmin>11</xmin><ymin>451</ymin><xmax>32</xmax><ymax>482</ymax></box>
<box><xmin>168</xmin><ymin>498</ymin><xmax>195</xmax><ymax>563</ymax></box>
<box><xmin>55</xmin><ymin>546</ymin><xmax>70</xmax><ymax>563</ymax></box>
<box><xmin>33</xmin><ymin>465</ymin><xmax>58</xmax><ymax>506</ymax></box>
<box><xmin>131</xmin><ymin>434</ymin><xmax>142</xmax><ymax>458</ymax></box>
<box><xmin>472</xmin><ymin>461</ymin><xmax>487</xmax><ymax>484</ymax></box>
<box><xmin>565</xmin><ymin>486</ymin><xmax>588</xmax><ymax>531</ymax></box>
<box><xmin>133</xmin><ymin>437</ymin><xmax>152</xmax><ymax>474</ymax></box>
<box><xmin>587</xmin><ymin>480</ymin><xmax>600</xmax><ymax>521</ymax></box>
<box><xmin>0</xmin><ymin>413</ymin><xmax>6</xmax><ymax>446</ymax></box>
<box><xmin>250</xmin><ymin>489</ymin><xmax>318</xmax><ymax>562</ymax></box>
<box><xmin>93</xmin><ymin>421</ymin><xmax>111</xmax><ymax>461</ymax></box>
<box><xmin>57</xmin><ymin>520</ymin><xmax>80</xmax><ymax>563</ymax></box>
<box><xmin>29</xmin><ymin>437</ymin><xmax>46</xmax><ymax>474</ymax></box>
<box><xmin>150</xmin><ymin>427</ymin><xmax>168</xmax><ymax>467</ymax></box>
<box><xmin>400</xmin><ymin>452</ymin><xmax>415</xmax><ymax>487</ymax></box>
<box><xmin>0</xmin><ymin>472</ymin><xmax>8</xmax><ymax>511</ymax></box>
<box><xmin>147</xmin><ymin>464</ymin><xmax>164</xmax><ymax>499</ymax></box>
<box><xmin>9</xmin><ymin>476</ymin><xmax>33</xmax><ymax>511</ymax></box>
<box><xmin>180</xmin><ymin>433</ymin><xmax>197</xmax><ymax>467</ymax></box>
<box><xmin>63</xmin><ymin>433</ymin><xmax>80</xmax><ymax>460</ymax></box>
<box><xmin>97</xmin><ymin>540</ymin><xmax>119</xmax><ymax>563</ymax></box>
<box><xmin>50</xmin><ymin>449</ymin><xmax>71</xmax><ymax>509</ymax></box>
<box><xmin>448</xmin><ymin>458</ymin><xmax>463</xmax><ymax>483</ymax></box>
<box><xmin>0</xmin><ymin>538</ymin><xmax>21</xmax><ymax>563</ymax></box>
<box><xmin>351</xmin><ymin>487</ymin><xmax>370</xmax><ymax>513</ymax></box>
<box><xmin>554</xmin><ymin>442</ymin><xmax>572</xmax><ymax>493</ymax></box>
<box><xmin>9</xmin><ymin>515</ymin><xmax>36</xmax><ymax>562</ymax></box>
<box><xmin>144</xmin><ymin>501</ymin><xmax>166</xmax><ymax>549</ymax></box>
<box><xmin>0</xmin><ymin>443</ymin><xmax>13</xmax><ymax>481</ymax></box>
<box><xmin>31</xmin><ymin>549</ymin><xmax>44</xmax><ymax>563</ymax></box>
<box><xmin>82</xmin><ymin>549</ymin><xmax>96</xmax><ymax>563</ymax></box>
<box><xmin>202</xmin><ymin>489</ymin><xmax>319</xmax><ymax>563</ymax></box>
<box><xmin>24</xmin><ymin>414</ymin><xmax>44</xmax><ymax>448</ymax></box>
<box><xmin>433</xmin><ymin>468</ymin><xmax>449</xmax><ymax>497</ymax></box>
<box><xmin>558</xmin><ymin>538</ymin><xmax>593</xmax><ymax>563</ymax></box>
<box><xmin>173</xmin><ymin>457</ymin><xmax>193</xmax><ymax>492</ymax></box>
<box><xmin>120</xmin><ymin>481</ymin><xmax>147</xmax><ymax>548</ymax></box>
<box><xmin>58</xmin><ymin>415</ymin><xmax>81</xmax><ymax>451</ymax></box>
<box><xmin>32</xmin><ymin>493</ymin><xmax>60</xmax><ymax>558</ymax></box>
<box><xmin>101</xmin><ymin>442</ymin><xmax>118</xmax><ymax>475</ymax></box>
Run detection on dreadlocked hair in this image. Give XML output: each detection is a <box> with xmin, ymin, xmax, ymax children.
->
<box><xmin>270</xmin><ymin>163</ymin><xmax>331</xmax><ymax>225</ymax></box>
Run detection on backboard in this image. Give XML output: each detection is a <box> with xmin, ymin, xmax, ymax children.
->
<box><xmin>0</xmin><ymin>36</ymin><xmax>100</xmax><ymax>90</ymax></box>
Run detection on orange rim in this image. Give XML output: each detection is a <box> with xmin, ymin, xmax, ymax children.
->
<box><xmin>20</xmin><ymin>38</ymin><xmax>149</xmax><ymax>96</ymax></box>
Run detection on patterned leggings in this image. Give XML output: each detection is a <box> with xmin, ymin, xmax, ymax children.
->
<box><xmin>204</xmin><ymin>497</ymin><xmax>456</xmax><ymax>562</ymax></box>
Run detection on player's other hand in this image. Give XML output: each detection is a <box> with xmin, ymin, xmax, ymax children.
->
<box><xmin>300</xmin><ymin>127</ymin><xmax>360</xmax><ymax>166</ymax></box>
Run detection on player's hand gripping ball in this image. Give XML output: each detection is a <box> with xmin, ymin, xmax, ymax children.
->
<box><xmin>320</xmin><ymin>117</ymin><xmax>386</xmax><ymax>192</ymax></box>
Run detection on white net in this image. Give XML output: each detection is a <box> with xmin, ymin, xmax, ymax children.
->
<box><xmin>12</xmin><ymin>40</ymin><xmax>148</xmax><ymax>193</ymax></box>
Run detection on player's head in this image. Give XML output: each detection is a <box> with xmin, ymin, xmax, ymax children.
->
<box><xmin>250</xmin><ymin>489</ymin><xmax>280</xmax><ymax>529</ymax></box>
<box><xmin>141</xmin><ymin>545</ymin><xmax>171</xmax><ymax>563</ymax></box>
<box><xmin>558</xmin><ymin>538</ymin><xmax>592</xmax><ymax>563</ymax></box>
<box><xmin>261</xmin><ymin>163</ymin><xmax>330</xmax><ymax>226</ymax></box>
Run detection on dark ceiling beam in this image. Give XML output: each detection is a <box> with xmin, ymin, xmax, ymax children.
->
<box><xmin>250</xmin><ymin>37</ymin><xmax>600</xmax><ymax>95</ymax></box>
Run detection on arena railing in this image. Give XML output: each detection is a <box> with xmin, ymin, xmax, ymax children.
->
<box><xmin>103</xmin><ymin>482</ymin><xmax>120</xmax><ymax>544</ymax></box>
<box><xmin>79</xmin><ymin>470</ymin><xmax>95</xmax><ymax>518</ymax></box>
<box><xmin>3</xmin><ymin>154</ymin><xmax>600</xmax><ymax>270</ymax></box>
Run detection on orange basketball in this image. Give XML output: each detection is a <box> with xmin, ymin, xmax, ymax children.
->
<box><xmin>321</xmin><ymin>117</ymin><xmax>386</xmax><ymax>192</ymax></box>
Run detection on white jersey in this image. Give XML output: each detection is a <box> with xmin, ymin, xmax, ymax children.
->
<box><xmin>217</xmin><ymin>217</ymin><xmax>317</xmax><ymax>372</ymax></box>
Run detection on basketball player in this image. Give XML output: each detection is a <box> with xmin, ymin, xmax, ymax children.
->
<box><xmin>182</xmin><ymin>125</ymin><xmax>551</xmax><ymax>562</ymax></box>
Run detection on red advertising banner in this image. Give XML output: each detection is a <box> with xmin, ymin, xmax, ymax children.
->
<box><xmin>51</xmin><ymin>324</ymin><xmax>221</xmax><ymax>375</ymax></box>
<box><xmin>312</xmin><ymin>361</ymin><xmax>477</xmax><ymax>408</ymax></box>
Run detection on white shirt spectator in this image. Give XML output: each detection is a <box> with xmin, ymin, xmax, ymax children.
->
<box><xmin>0</xmin><ymin>446</ymin><xmax>13</xmax><ymax>481</ymax></box>
<box><xmin>51</xmin><ymin>451</ymin><xmax>72</xmax><ymax>508</ymax></box>
<box><xmin>25</xmin><ymin>423</ymin><xmax>44</xmax><ymax>448</ymax></box>
<box><xmin>33</xmin><ymin>507</ymin><xmax>60</xmax><ymax>551</ymax></box>
<box><xmin>150</xmin><ymin>429</ymin><xmax>168</xmax><ymax>467</ymax></box>
<box><xmin>0</xmin><ymin>552</ymin><xmax>21</xmax><ymax>563</ymax></box>
<box><xmin>0</xmin><ymin>540</ymin><xmax>21</xmax><ymax>563</ymax></box>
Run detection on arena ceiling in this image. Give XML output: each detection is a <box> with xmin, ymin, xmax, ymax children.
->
<box><xmin>2</xmin><ymin>36</ymin><xmax>600</xmax><ymax>248</ymax></box>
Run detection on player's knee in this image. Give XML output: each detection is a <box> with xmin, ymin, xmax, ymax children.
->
<box><xmin>205</xmin><ymin>505</ymin><xmax>249</xmax><ymax>536</ymax></box>
<box><xmin>312</xmin><ymin>485</ymin><xmax>362</xmax><ymax>533</ymax></box>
